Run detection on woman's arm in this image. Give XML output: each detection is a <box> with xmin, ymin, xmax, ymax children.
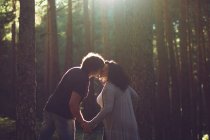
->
<box><xmin>88</xmin><ymin>83</ymin><xmax>115</xmax><ymax>128</ymax></box>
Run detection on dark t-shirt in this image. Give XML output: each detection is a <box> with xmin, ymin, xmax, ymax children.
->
<box><xmin>44</xmin><ymin>67</ymin><xmax>89</xmax><ymax>119</ymax></box>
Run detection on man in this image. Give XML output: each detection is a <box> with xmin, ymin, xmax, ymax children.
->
<box><xmin>39</xmin><ymin>52</ymin><xmax>105</xmax><ymax>140</ymax></box>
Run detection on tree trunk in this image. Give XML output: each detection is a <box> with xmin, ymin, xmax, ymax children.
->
<box><xmin>194</xmin><ymin>0</ymin><xmax>204</xmax><ymax>138</ymax></box>
<box><xmin>11</xmin><ymin>0</ymin><xmax>17</xmax><ymax>119</ymax></box>
<box><xmin>188</xmin><ymin>9</ymin><xmax>197</xmax><ymax>140</ymax></box>
<box><xmin>154</xmin><ymin>0</ymin><xmax>170</xmax><ymax>139</ymax></box>
<box><xmin>83</xmin><ymin>0</ymin><xmax>92</xmax><ymax>53</ymax></box>
<box><xmin>125</xmin><ymin>0</ymin><xmax>155</xmax><ymax>139</ymax></box>
<box><xmin>16</xmin><ymin>0</ymin><xmax>36</xmax><ymax>139</ymax></box>
<box><xmin>113</xmin><ymin>0</ymin><xmax>128</xmax><ymax>67</ymax></box>
<box><xmin>100</xmin><ymin>1</ymin><xmax>110</xmax><ymax>59</ymax></box>
<box><xmin>90</xmin><ymin>0</ymin><xmax>95</xmax><ymax>52</ymax></box>
<box><xmin>64</xmin><ymin>0</ymin><xmax>73</xmax><ymax>71</ymax></box>
<box><xmin>163</xmin><ymin>0</ymin><xmax>181</xmax><ymax>139</ymax></box>
<box><xmin>203</xmin><ymin>0</ymin><xmax>210</xmax><ymax>134</ymax></box>
<box><xmin>196</xmin><ymin>0</ymin><xmax>210</xmax><ymax>136</ymax></box>
<box><xmin>179</xmin><ymin>0</ymin><xmax>191</xmax><ymax>139</ymax></box>
<box><xmin>44</xmin><ymin>0</ymin><xmax>60</xmax><ymax>97</ymax></box>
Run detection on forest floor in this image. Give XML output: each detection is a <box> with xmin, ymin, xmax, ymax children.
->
<box><xmin>1</xmin><ymin>116</ymin><xmax>209</xmax><ymax>140</ymax></box>
<box><xmin>0</xmin><ymin>116</ymin><xmax>103</xmax><ymax>140</ymax></box>
<box><xmin>0</xmin><ymin>117</ymin><xmax>15</xmax><ymax>140</ymax></box>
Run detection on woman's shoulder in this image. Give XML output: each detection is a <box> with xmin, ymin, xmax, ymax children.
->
<box><xmin>103</xmin><ymin>82</ymin><xmax>119</xmax><ymax>93</ymax></box>
<box><xmin>103</xmin><ymin>82</ymin><xmax>113</xmax><ymax>90</ymax></box>
<box><xmin>127</xmin><ymin>86</ymin><xmax>139</xmax><ymax>97</ymax></box>
<box><xmin>127</xmin><ymin>86</ymin><xmax>135</xmax><ymax>92</ymax></box>
<box><xmin>104</xmin><ymin>82</ymin><xmax>118</xmax><ymax>89</ymax></box>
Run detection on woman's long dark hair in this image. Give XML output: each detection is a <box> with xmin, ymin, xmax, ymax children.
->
<box><xmin>106</xmin><ymin>60</ymin><xmax>129</xmax><ymax>91</ymax></box>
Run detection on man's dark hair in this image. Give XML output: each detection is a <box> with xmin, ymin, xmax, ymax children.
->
<box><xmin>81</xmin><ymin>52</ymin><xmax>105</xmax><ymax>74</ymax></box>
<box><xmin>106</xmin><ymin>60</ymin><xmax>129</xmax><ymax>91</ymax></box>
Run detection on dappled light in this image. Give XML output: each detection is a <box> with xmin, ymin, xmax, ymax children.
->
<box><xmin>202</xmin><ymin>134</ymin><xmax>209</xmax><ymax>140</ymax></box>
<box><xmin>0</xmin><ymin>0</ymin><xmax>210</xmax><ymax>140</ymax></box>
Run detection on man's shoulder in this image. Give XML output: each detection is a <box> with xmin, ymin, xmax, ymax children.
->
<box><xmin>66</xmin><ymin>67</ymin><xmax>88</xmax><ymax>81</ymax></box>
<box><xmin>65</xmin><ymin>67</ymin><xmax>82</xmax><ymax>76</ymax></box>
<box><xmin>67</xmin><ymin>66</ymin><xmax>81</xmax><ymax>73</ymax></box>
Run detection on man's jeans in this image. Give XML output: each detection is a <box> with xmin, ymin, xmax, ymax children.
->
<box><xmin>38</xmin><ymin>111</ymin><xmax>75</xmax><ymax>140</ymax></box>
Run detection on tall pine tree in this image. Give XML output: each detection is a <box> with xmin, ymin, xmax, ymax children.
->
<box><xmin>16</xmin><ymin>0</ymin><xmax>36</xmax><ymax>139</ymax></box>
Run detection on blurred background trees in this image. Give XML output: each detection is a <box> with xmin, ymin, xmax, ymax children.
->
<box><xmin>0</xmin><ymin>0</ymin><xmax>209</xmax><ymax>139</ymax></box>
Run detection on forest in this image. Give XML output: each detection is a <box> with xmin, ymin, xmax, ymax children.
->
<box><xmin>0</xmin><ymin>0</ymin><xmax>210</xmax><ymax>140</ymax></box>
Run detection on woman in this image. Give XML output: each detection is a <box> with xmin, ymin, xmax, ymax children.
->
<box><xmin>88</xmin><ymin>60</ymin><xmax>140</xmax><ymax>140</ymax></box>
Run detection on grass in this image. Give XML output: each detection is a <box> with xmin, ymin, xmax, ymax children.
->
<box><xmin>0</xmin><ymin>116</ymin><xmax>103</xmax><ymax>140</ymax></box>
<box><xmin>1</xmin><ymin>116</ymin><xmax>209</xmax><ymax>140</ymax></box>
<box><xmin>0</xmin><ymin>117</ymin><xmax>16</xmax><ymax>140</ymax></box>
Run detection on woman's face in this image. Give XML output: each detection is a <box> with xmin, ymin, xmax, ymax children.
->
<box><xmin>99</xmin><ymin>64</ymin><xmax>109</xmax><ymax>83</ymax></box>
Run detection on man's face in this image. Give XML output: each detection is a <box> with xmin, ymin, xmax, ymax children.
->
<box><xmin>97</xmin><ymin>64</ymin><xmax>109</xmax><ymax>83</ymax></box>
<box><xmin>90</xmin><ymin>68</ymin><xmax>102</xmax><ymax>79</ymax></box>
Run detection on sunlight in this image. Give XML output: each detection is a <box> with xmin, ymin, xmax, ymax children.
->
<box><xmin>202</xmin><ymin>134</ymin><xmax>209</xmax><ymax>140</ymax></box>
<box><xmin>35</xmin><ymin>15</ymin><xmax>42</xmax><ymax>26</ymax></box>
<box><xmin>3</xmin><ymin>32</ymin><xmax>11</xmax><ymax>41</ymax></box>
<box><xmin>35</xmin><ymin>0</ymin><xmax>47</xmax><ymax>26</ymax></box>
<box><xmin>101</xmin><ymin>0</ymin><xmax>114</xmax><ymax>5</ymax></box>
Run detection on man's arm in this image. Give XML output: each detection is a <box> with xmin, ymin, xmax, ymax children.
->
<box><xmin>69</xmin><ymin>91</ymin><xmax>84</xmax><ymax>124</ymax></box>
<box><xmin>69</xmin><ymin>91</ymin><xmax>91</xmax><ymax>132</ymax></box>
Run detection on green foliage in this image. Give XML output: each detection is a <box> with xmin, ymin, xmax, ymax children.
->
<box><xmin>0</xmin><ymin>117</ymin><xmax>15</xmax><ymax>140</ymax></box>
<box><xmin>202</xmin><ymin>134</ymin><xmax>209</xmax><ymax>140</ymax></box>
<box><xmin>35</xmin><ymin>1</ymin><xmax>47</xmax><ymax>26</ymax></box>
<box><xmin>0</xmin><ymin>117</ymin><xmax>15</xmax><ymax>128</ymax></box>
<box><xmin>0</xmin><ymin>0</ymin><xmax>15</xmax><ymax>42</ymax></box>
